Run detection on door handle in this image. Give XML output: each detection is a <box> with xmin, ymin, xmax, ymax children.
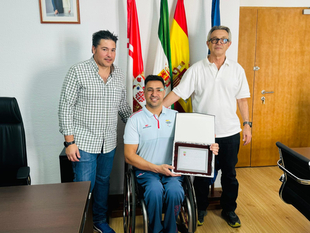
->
<box><xmin>261</xmin><ymin>90</ymin><xmax>274</xmax><ymax>94</ymax></box>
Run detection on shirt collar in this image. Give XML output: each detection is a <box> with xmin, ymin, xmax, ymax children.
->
<box><xmin>143</xmin><ymin>106</ymin><xmax>167</xmax><ymax>118</ymax></box>
<box><xmin>90</xmin><ymin>56</ymin><xmax>99</xmax><ymax>72</ymax></box>
<box><xmin>90</xmin><ymin>56</ymin><xmax>115</xmax><ymax>74</ymax></box>
<box><xmin>90</xmin><ymin>56</ymin><xmax>115</xmax><ymax>82</ymax></box>
<box><xmin>205</xmin><ymin>56</ymin><xmax>230</xmax><ymax>66</ymax></box>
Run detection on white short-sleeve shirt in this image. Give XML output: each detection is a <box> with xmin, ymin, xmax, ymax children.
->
<box><xmin>123</xmin><ymin>106</ymin><xmax>177</xmax><ymax>165</ymax></box>
<box><xmin>173</xmin><ymin>57</ymin><xmax>250</xmax><ymax>138</ymax></box>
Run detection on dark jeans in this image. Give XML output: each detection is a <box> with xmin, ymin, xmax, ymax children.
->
<box><xmin>194</xmin><ymin>133</ymin><xmax>240</xmax><ymax>212</ymax></box>
<box><xmin>72</xmin><ymin>148</ymin><xmax>116</xmax><ymax>224</ymax></box>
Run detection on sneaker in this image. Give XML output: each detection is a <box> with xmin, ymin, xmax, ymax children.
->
<box><xmin>197</xmin><ymin>210</ymin><xmax>207</xmax><ymax>226</ymax></box>
<box><xmin>93</xmin><ymin>222</ymin><xmax>115</xmax><ymax>233</ymax></box>
<box><xmin>221</xmin><ymin>210</ymin><xmax>241</xmax><ymax>228</ymax></box>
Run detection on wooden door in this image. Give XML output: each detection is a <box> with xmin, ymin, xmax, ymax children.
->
<box><xmin>237</xmin><ymin>7</ymin><xmax>310</xmax><ymax>167</ymax></box>
<box><xmin>236</xmin><ymin>8</ymin><xmax>256</xmax><ymax>167</ymax></box>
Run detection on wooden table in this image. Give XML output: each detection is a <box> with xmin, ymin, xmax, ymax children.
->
<box><xmin>291</xmin><ymin>147</ymin><xmax>310</xmax><ymax>160</ymax></box>
<box><xmin>0</xmin><ymin>181</ymin><xmax>92</xmax><ymax>233</ymax></box>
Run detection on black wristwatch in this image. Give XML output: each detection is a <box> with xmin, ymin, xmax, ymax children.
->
<box><xmin>243</xmin><ymin>121</ymin><xmax>252</xmax><ymax>128</ymax></box>
<box><xmin>64</xmin><ymin>140</ymin><xmax>75</xmax><ymax>148</ymax></box>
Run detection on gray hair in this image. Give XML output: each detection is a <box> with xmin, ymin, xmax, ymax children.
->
<box><xmin>207</xmin><ymin>26</ymin><xmax>232</xmax><ymax>42</ymax></box>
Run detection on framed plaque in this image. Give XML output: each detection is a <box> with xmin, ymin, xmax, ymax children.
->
<box><xmin>172</xmin><ymin>113</ymin><xmax>215</xmax><ymax>177</ymax></box>
<box><xmin>173</xmin><ymin>143</ymin><xmax>213</xmax><ymax>176</ymax></box>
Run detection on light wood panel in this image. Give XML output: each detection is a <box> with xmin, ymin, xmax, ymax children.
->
<box><xmin>109</xmin><ymin>167</ymin><xmax>310</xmax><ymax>232</ymax></box>
<box><xmin>252</xmin><ymin>7</ymin><xmax>310</xmax><ymax>166</ymax></box>
<box><xmin>237</xmin><ymin>7</ymin><xmax>257</xmax><ymax>167</ymax></box>
<box><xmin>238</xmin><ymin>7</ymin><xmax>310</xmax><ymax>167</ymax></box>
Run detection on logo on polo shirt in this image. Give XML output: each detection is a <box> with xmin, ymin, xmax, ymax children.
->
<box><xmin>143</xmin><ymin>124</ymin><xmax>151</xmax><ymax>129</ymax></box>
<box><xmin>165</xmin><ymin>119</ymin><xmax>172</xmax><ymax>127</ymax></box>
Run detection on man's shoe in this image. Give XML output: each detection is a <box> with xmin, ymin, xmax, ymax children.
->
<box><xmin>221</xmin><ymin>210</ymin><xmax>241</xmax><ymax>228</ymax></box>
<box><xmin>197</xmin><ymin>210</ymin><xmax>207</xmax><ymax>226</ymax></box>
<box><xmin>93</xmin><ymin>222</ymin><xmax>115</xmax><ymax>233</ymax></box>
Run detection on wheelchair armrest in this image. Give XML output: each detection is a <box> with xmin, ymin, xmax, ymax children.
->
<box><xmin>277</xmin><ymin>159</ymin><xmax>310</xmax><ymax>185</ymax></box>
<box><xmin>16</xmin><ymin>166</ymin><xmax>30</xmax><ymax>180</ymax></box>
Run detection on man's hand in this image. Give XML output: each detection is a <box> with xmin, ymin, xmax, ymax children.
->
<box><xmin>210</xmin><ymin>143</ymin><xmax>219</xmax><ymax>155</ymax></box>
<box><xmin>66</xmin><ymin>144</ymin><xmax>80</xmax><ymax>162</ymax></box>
<box><xmin>157</xmin><ymin>164</ymin><xmax>181</xmax><ymax>177</ymax></box>
<box><xmin>242</xmin><ymin>124</ymin><xmax>252</xmax><ymax>145</ymax></box>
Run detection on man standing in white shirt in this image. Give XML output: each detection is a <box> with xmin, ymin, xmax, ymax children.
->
<box><xmin>163</xmin><ymin>25</ymin><xmax>252</xmax><ymax>228</ymax></box>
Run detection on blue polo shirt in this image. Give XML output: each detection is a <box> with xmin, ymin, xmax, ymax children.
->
<box><xmin>124</xmin><ymin>106</ymin><xmax>177</xmax><ymax>165</ymax></box>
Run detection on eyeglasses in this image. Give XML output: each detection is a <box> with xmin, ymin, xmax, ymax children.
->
<box><xmin>209</xmin><ymin>38</ymin><xmax>230</xmax><ymax>44</ymax></box>
<box><xmin>146</xmin><ymin>88</ymin><xmax>165</xmax><ymax>93</ymax></box>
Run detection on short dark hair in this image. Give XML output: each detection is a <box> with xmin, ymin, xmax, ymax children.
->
<box><xmin>144</xmin><ymin>75</ymin><xmax>165</xmax><ymax>88</ymax></box>
<box><xmin>92</xmin><ymin>30</ymin><xmax>118</xmax><ymax>48</ymax></box>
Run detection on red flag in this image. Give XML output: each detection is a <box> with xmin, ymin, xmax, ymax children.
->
<box><xmin>127</xmin><ymin>0</ymin><xmax>145</xmax><ymax>112</ymax></box>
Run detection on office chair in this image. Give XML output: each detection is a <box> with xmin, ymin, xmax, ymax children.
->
<box><xmin>276</xmin><ymin>142</ymin><xmax>310</xmax><ymax>221</ymax></box>
<box><xmin>0</xmin><ymin>97</ymin><xmax>31</xmax><ymax>186</ymax></box>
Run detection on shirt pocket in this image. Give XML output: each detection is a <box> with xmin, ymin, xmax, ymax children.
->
<box><xmin>108</xmin><ymin>87</ymin><xmax>122</xmax><ymax>107</ymax></box>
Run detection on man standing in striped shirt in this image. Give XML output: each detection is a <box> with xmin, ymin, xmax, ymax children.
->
<box><xmin>58</xmin><ymin>30</ymin><xmax>131</xmax><ymax>233</ymax></box>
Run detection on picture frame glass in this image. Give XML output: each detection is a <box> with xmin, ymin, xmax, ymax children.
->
<box><xmin>39</xmin><ymin>0</ymin><xmax>80</xmax><ymax>24</ymax></box>
<box><xmin>177</xmin><ymin>146</ymin><xmax>209</xmax><ymax>173</ymax></box>
<box><xmin>173</xmin><ymin>142</ymin><xmax>213</xmax><ymax>177</ymax></box>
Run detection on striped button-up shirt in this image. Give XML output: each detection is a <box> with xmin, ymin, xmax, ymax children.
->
<box><xmin>58</xmin><ymin>57</ymin><xmax>132</xmax><ymax>153</ymax></box>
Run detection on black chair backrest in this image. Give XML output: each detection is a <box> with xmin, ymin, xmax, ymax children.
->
<box><xmin>276</xmin><ymin>142</ymin><xmax>310</xmax><ymax>221</ymax></box>
<box><xmin>0</xmin><ymin>97</ymin><xmax>28</xmax><ymax>182</ymax></box>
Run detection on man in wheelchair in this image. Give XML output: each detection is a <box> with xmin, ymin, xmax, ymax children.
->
<box><xmin>124</xmin><ymin>75</ymin><xmax>219</xmax><ymax>233</ymax></box>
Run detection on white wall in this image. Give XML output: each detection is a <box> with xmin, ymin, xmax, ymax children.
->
<box><xmin>0</xmin><ymin>0</ymin><xmax>129</xmax><ymax>190</ymax></box>
<box><xmin>11</xmin><ymin>0</ymin><xmax>310</xmax><ymax>193</ymax></box>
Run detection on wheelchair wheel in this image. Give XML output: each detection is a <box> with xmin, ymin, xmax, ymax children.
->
<box><xmin>140</xmin><ymin>199</ymin><xmax>148</xmax><ymax>233</ymax></box>
<box><xmin>177</xmin><ymin>176</ymin><xmax>197</xmax><ymax>233</ymax></box>
<box><xmin>123</xmin><ymin>170</ymin><xmax>136</xmax><ymax>233</ymax></box>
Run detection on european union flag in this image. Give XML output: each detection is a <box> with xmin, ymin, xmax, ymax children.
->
<box><xmin>211</xmin><ymin>0</ymin><xmax>221</xmax><ymax>27</ymax></box>
<box><xmin>208</xmin><ymin>0</ymin><xmax>221</xmax><ymax>55</ymax></box>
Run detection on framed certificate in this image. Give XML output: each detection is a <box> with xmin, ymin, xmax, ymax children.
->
<box><xmin>172</xmin><ymin>113</ymin><xmax>215</xmax><ymax>177</ymax></box>
<box><xmin>173</xmin><ymin>143</ymin><xmax>213</xmax><ymax>176</ymax></box>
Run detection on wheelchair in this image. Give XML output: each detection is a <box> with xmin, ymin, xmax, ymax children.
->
<box><xmin>123</xmin><ymin>168</ymin><xmax>198</xmax><ymax>233</ymax></box>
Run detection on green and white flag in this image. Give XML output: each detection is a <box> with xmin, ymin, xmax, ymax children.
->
<box><xmin>153</xmin><ymin>0</ymin><xmax>172</xmax><ymax>95</ymax></box>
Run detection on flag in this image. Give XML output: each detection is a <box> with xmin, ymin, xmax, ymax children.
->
<box><xmin>127</xmin><ymin>0</ymin><xmax>145</xmax><ymax>112</ymax></box>
<box><xmin>170</xmin><ymin>0</ymin><xmax>192</xmax><ymax>113</ymax></box>
<box><xmin>209</xmin><ymin>0</ymin><xmax>221</xmax><ymax>185</ymax></box>
<box><xmin>211</xmin><ymin>0</ymin><xmax>221</xmax><ymax>27</ymax></box>
<box><xmin>153</xmin><ymin>0</ymin><xmax>172</xmax><ymax>96</ymax></box>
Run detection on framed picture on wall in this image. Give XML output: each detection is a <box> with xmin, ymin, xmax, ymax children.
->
<box><xmin>39</xmin><ymin>0</ymin><xmax>80</xmax><ymax>24</ymax></box>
